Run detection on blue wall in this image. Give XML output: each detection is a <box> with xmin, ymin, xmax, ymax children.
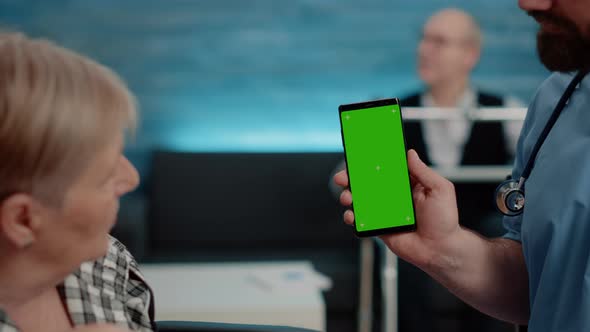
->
<box><xmin>0</xmin><ymin>0</ymin><xmax>548</xmax><ymax>175</ymax></box>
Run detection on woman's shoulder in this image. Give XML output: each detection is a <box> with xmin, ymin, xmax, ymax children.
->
<box><xmin>62</xmin><ymin>236</ymin><xmax>154</xmax><ymax>329</ymax></box>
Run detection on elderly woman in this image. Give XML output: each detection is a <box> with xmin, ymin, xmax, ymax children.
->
<box><xmin>0</xmin><ymin>33</ymin><xmax>153</xmax><ymax>331</ymax></box>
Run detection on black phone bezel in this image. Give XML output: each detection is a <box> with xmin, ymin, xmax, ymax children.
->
<box><xmin>338</xmin><ymin>97</ymin><xmax>417</xmax><ymax>237</ymax></box>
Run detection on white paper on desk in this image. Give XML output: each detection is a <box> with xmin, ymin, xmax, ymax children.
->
<box><xmin>246</xmin><ymin>267</ymin><xmax>332</xmax><ymax>294</ymax></box>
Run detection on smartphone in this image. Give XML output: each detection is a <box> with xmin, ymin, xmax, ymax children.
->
<box><xmin>338</xmin><ymin>98</ymin><xmax>416</xmax><ymax>237</ymax></box>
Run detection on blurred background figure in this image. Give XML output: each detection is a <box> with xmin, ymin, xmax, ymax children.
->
<box><xmin>332</xmin><ymin>8</ymin><xmax>524</xmax><ymax>233</ymax></box>
<box><xmin>398</xmin><ymin>9</ymin><xmax>525</xmax><ymax>332</ymax></box>
<box><xmin>332</xmin><ymin>8</ymin><xmax>526</xmax><ymax>332</ymax></box>
<box><xmin>403</xmin><ymin>8</ymin><xmax>523</xmax><ymax>169</ymax></box>
<box><xmin>402</xmin><ymin>7</ymin><xmax>525</xmax><ymax>237</ymax></box>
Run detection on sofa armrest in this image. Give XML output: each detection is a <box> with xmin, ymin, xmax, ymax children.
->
<box><xmin>155</xmin><ymin>321</ymin><xmax>319</xmax><ymax>332</ymax></box>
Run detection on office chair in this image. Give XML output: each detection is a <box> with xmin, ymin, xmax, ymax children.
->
<box><xmin>155</xmin><ymin>321</ymin><xmax>319</xmax><ymax>332</ymax></box>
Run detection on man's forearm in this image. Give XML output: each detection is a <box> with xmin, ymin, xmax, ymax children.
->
<box><xmin>423</xmin><ymin>228</ymin><xmax>529</xmax><ymax>325</ymax></box>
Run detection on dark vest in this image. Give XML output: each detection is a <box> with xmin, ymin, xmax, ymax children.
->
<box><xmin>400</xmin><ymin>91</ymin><xmax>511</xmax><ymax>233</ymax></box>
<box><xmin>401</xmin><ymin>92</ymin><xmax>509</xmax><ymax>166</ymax></box>
<box><xmin>395</xmin><ymin>92</ymin><xmax>512</xmax><ymax>332</ymax></box>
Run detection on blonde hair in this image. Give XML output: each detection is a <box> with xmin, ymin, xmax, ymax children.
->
<box><xmin>0</xmin><ymin>33</ymin><xmax>137</xmax><ymax>203</ymax></box>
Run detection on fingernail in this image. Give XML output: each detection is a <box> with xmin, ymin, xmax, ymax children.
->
<box><xmin>410</xmin><ymin>149</ymin><xmax>421</xmax><ymax>162</ymax></box>
<box><xmin>344</xmin><ymin>210</ymin><xmax>354</xmax><ymax>220</ymax></box>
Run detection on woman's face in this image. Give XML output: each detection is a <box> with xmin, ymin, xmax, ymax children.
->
<box><xmin>35</xmin><ymin>133</ymin><xmax>139</xmax><ymax>272</ymax></box>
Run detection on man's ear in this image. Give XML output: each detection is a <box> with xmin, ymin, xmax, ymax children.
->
<box><xmin>0</xmin><ymin>194</ymin><xmax>40</xmax><ymax>249</ymax></box>
<box><xmin>464</xmin><ymin>44</ymin><xmax>481</xmax><ymax>72</ymax></box>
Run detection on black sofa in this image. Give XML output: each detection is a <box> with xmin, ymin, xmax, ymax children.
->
<box><xmin>138</xmin><ymin>151</ymin><xmax>360</xmax><ymax>332</ymax></box>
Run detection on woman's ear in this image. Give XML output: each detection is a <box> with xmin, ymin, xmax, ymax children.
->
<box><xmin>0</xmin><ymin>194</ymin><xmax>39</xmax><ymax>249</ymax></box>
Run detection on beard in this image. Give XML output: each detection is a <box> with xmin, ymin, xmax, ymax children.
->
<box><xmin>531</xmin><ymin>11</ymin><xmax>590</xmax><ymax>72</ymax></box>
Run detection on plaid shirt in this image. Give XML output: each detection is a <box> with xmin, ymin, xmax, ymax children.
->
<box><xmin>0</xmin><ymin>236</ymin><xmax>155</xmax><ymax>332</ymax></box>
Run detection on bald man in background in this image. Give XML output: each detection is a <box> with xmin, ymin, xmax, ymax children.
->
<box><xmin>403</xmin><ymin>8</ymin><xmax>522</xmax><ymax>169</ymax></box>
<box><xmin>397</xmin><ymin>8</ymin><xmax>522</xmax><ymax>332</ymax></box>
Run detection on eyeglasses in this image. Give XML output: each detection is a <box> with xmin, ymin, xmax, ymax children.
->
<box><xmin>420</xmin><ymin>33</ymin><xmax>471</xmax><ymax>49</ymax></box>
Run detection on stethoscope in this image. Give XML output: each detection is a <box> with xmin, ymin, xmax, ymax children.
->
<box><xmin>495</xmin><ymin>70</ymin><xmax>588</xmax><ymax>216</ymax></box>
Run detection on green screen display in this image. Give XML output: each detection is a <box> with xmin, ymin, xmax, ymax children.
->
<box><xmin>340</xmin><ymin>103</ymin><xmax>415</xmax><ymax>233</ymax></box>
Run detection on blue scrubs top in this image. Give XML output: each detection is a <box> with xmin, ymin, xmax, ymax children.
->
<box><xmin>503</xmin><ymin>72</ymin><xmax>590</xmax><ymax>331</ymax></box>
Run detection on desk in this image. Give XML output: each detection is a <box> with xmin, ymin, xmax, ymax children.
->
<box><xmin>140</xmin><ymin>261</ymin><xmax>331</xmax><ymax>331</ymax></box>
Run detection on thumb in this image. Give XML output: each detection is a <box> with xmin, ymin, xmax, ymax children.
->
<box><xmin>407</xmin><ymin>149</ymin><xmax>444</xmax><ymax>190</ymax></box>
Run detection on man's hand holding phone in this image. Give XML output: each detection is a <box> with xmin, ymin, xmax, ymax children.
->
<box><xmin>335</xmin><ymin>149</ymin><xmax>461</xmax><ymax>269</ymax></box>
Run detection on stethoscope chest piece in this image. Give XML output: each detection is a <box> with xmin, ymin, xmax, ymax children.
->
<box><xmin>494</xmin><ymin>70</ymin><xmax>587</xmax><ymax>217</ymax></box>
<box><xmin>495</xmin><ymin>179</ymin><xmax>525</xmax><ymax>216</ymax></box>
